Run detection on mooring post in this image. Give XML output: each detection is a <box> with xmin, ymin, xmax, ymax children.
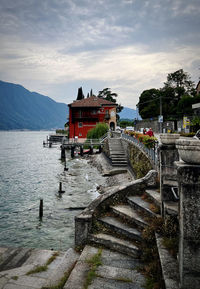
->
<box><xmin>59</xmin><ymin>182</ymin><xmax>62</xmax><ymax>192</ymax></box>
<box><xmin>58</xmin><ymin>182</ymin><xmax>65</xmax><ymax>193</ymax></box>
<box><xmin>64</xmin><ymin>159</ymin><xmax>68</xmax><ymax>171</ymax></box>
<box><xmin>89</xmin><ymin>145</ymin><xmax>93</xmax><ymax>155</ymax></box>
<box><xmin>61</xmin><ymin>145</ymin><xmax>65</xmax><ymax>159</ymax></box>
<box><xmin>39</xmin><ymin>199</ymin><xmax>43</xmax><ymax>218</ymax></box>
<box><xmin>80</xmin><ymin>146</ymin><xmax>83</xmax><ymax>157</ymax></box>
<box><xmin>71</xmin><ymin>146</ymin><xmax>75</xmax><ymax>158</ymax></box>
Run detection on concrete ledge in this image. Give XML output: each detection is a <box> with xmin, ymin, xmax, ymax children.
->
<box><xmin>155</xmin><ymin>233</ymin><xmax>179</xmax><ymax>289</ymax></box>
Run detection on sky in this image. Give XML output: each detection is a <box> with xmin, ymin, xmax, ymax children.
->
<box><xmin>0</xmin><ymin>0</ymin><xmax>199</xmax><ymax>109</ymax></box>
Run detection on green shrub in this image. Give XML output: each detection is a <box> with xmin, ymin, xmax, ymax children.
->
<box><xmin>87</xmin><ymin>123</ymin><xmax>109</xmax><ymax>139</ymax></box>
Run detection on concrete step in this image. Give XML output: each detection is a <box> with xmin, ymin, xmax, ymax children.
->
<box><xmin>164</xmin><ymin>201</ymin><xmax>178</xmax><ymax>216</ymax></box>
<box><xmin>145</xmin><ymin>189</ymin><xmax>178</xmax><ymax>216</ymax></box>
<box><xmin>34</xmin><ymin>248</ymin><xmax>80</xmax><ymax>287</ymax></box>
<box><xmin>156</xmin><ymin>234</ymin><xmax>179</xmax><ymax>289</ymax></box>
<box><xmin>127</xmin><ymin>195</ymin><xmax>158</xmax><ymax>218</ymax></box>
<box><xmin>64</xmin><ymin>246</ymin><xmax>99</xmax><ymax>289</ymax></box>
<box><xmin>112</xmin><ymin>160</ymin><xmax>127</xmax><ymax>165</ymax></box>
<box><xmin>111</xmin><ymin>204</ymin><xmax>148</xmax><ymax>230</ymax></box>
<box><xmin>0</xmin><ymin>248</ymin><xmax>80</xmax><ymax>289</ymax></box>
<box><xmin>98</xmin><ymin>216</ymin><xmax>142</xmax><ymax>242</ymax></box>
<box><xmin>90</xmin><ymin>233</ymin><xmax>141</xmax><ymax>258</ymax></box>
<box><xmin>145</xmin><ymin>189</ymin><xmax>161</xmax><ymax>207</ymax></box>
<box><xmin>0</xmin><ymin>247</ymin><xmax>32</xmax><ymax>271</ymax></box>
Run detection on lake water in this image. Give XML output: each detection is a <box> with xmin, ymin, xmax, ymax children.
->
<box><xmin>0</xmin><ymin>131</ymin><xmax>105</xmax><ymax>251</ymax></box>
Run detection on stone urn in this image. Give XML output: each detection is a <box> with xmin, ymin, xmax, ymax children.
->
<box><xmin>176</xmin><ymin>138</ymin><xmax>200</xmax><ymax>164</ymax></box>
<box><xmin>160</xmin><ymin>133</ymin><xmax>180</xmax><ymax>145</ymax></box>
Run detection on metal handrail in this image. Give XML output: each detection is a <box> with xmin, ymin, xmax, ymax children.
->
<box><xmin>121</xmin><ymin>133</ymin><xmax>158</xmax><ymax>166</ymax></box>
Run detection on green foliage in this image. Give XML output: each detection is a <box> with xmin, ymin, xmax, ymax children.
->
<box><xmin>97</xmin><ymin>88</ymin><xmax>123</xmax><ymax>120</ymax></box>
<box><xmin>87</xmin><ymin>122</ymin><xmax>109</xmax><ymax>139</ymax></box>
<box><xmin>77</xmin><ymin>87</ymin><xmax>84</xmax><ymax>100</ymax></box>
<box><xmin>191</xmin><ymin>116</ymin><xmax>200</xmax><ymax>132</ymax></box>
<box><xmin>119</xmin><ymin>120</ymin><xmax>134</xmax><ymax>128</ymax></box>
<box><xmin>139</xmin><ymin>135</ymin><xmax>157</xmax><ymax>149</ymax></box>
<box><xmin>26</xmin><ymin>252</ymin><xmax>59</xmax><ymax>275</ymax></box>
<box><xmin>176</xmin><ymin>95</ymin><xmax>194</xmax><ymax>116</ymax></box>
<box><xmin>137</xmin><ymin>69</ymin><xmax>196</xmax><ymax>120</ymax></box>
<box><xmin>56</xmin><ymin>129</ymin><xmax>68</xmax><ymax>135</ymax></box>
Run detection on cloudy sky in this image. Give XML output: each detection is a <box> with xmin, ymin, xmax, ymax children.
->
<box><xmin>0</xmin><ymin>0</ymin><xmax>199</xmax><ymax>108</ymax></box>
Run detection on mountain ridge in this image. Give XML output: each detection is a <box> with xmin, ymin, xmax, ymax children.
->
<box><xmin>0</xmin><ymin>80</ymin><xmax>138</xmax><ymax>130</ymax></box>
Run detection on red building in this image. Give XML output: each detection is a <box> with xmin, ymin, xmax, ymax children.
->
<box><xmin>68</xmin><ymin>96</ymin><xmax>117</xmax><ymax>141</ymax></box>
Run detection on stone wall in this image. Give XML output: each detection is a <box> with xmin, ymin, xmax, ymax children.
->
<box><xmin>121</xmin><ymin>139</ymin><xmax>153</xmax><ymax>178</ymax></box>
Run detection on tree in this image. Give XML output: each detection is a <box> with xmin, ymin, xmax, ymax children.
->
<box><xmin>76</xmin><ymin>87</ymin><xmax>84</xmax><ymax>100</ymax></box>
<box><xmin>164</xmin><ymin>69</ymin><xmax>195</xmax><ymax>99</ymax></box>
<box><xmin>97</xmin><ymin>88</ymin><xmax>123</xmax><ymax>121</ymax></box>
<box><xmin>137</xmin><ymin>89</ymin><xmax>160</xmax><ymax>119</ymax></box>
<box><xmin>137</xmin><ymin>69</ymin><xmax>196</xmax><ymax>120</ymax></box>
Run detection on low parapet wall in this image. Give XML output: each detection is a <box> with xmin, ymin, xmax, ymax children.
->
<box><xmin>75</xmin><ymin>170</ymin><xmax>158</xmax><ymax>247</ymax></box>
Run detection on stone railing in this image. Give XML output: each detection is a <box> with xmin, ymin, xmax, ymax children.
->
<box><xmin>75</xmin><ymin>170</ymin><xmax>158</xmax><ymax>247</ymax></box>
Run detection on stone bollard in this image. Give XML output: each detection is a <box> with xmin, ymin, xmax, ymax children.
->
<box><xmin>176</xmin><ymin>162</ymin><xmax>200</xmax><ymax>289</ymax></box>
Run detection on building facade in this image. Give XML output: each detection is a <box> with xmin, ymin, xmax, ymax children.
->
<box><xmin>68</xmin><ymin>96</ymin><xmax>117</xmax><ymax>141</ymax></box>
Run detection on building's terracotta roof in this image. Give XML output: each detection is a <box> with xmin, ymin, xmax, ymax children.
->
<box><xmin>68</xmin><ymin>96</ymin><xmax>117</xmax><ymax>108</ymax></box>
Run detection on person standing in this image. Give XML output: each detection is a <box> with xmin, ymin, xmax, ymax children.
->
<box><xmin>146</xmin><ymin>128</ymin><xmax>154</xmax><ymax>137</ymax></box>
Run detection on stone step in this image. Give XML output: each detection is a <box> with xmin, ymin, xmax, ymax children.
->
<box><xmin>0</xmin><ymin>247</ymin><xmax>32</xmax><ymax>271</ymax></box>
<box><xmin>112</xmin><ymin>159</ymin><xmax>127</xmax><ymax>164</ymax></box>
<box><xmin>112</xmin><ymin>163</ymin><xmax>127</xmax><ymax>167</ymax></box>
<box><xmin>164</xmin><ymin>201</ymin><xmax>178</xmax><ymax>216</ymax></box>
<box><xmin>0</xmin><ymin>248</ymin><xmax>80</xmax><ymax>289</ymax></box>
<box><xmin>90</xmin><ymin>233</ymin><xmax>141</xmax><ymax>258</ymax></box>
<box><xmin>34</xmin><ymin>248</ymin><xmax>80</xmax><ymax>287</ymax></box>
<box><xmin>156</xmin><ymin>234</ymin><xmax>179</xmax><ymax>289</ymax></box>
<box><xmin>145</xmin><ymin>189</ymin><xmax>161</xmax><ymax>207</ymax></box>
<box><xmin>111</xmin><ymin>204</ymin><xmax>148</xmax><ymax>230</ymax></box>
<box><xmin>127</xmin><ymin>195</ymin><xmax>157</xmax><ymax>218</ymax></box>
<box><xmin>64</xmin><ymin>246</ymin><xmax>99</xmax><ymax>289</ymax></box>
<box><xmin>145</xmin><ymin>189</ymin><xmax>178</xmax><ymax>216</ymax></box>
<box><xmin>98</xmin><ymin>216</ymin><xmax>142</xmax><ymax>242</ymax></box>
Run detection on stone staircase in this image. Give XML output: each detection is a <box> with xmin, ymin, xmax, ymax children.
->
<box><xmin>0</xmin><ymin>190</ymin><xmax>179</xmax><ymax>289</ymax></box>
<box><xmin>84</xmin><ymin>188</ymin><xmax>179</xmax><ymax>289</ymax></box>
<box><xmin>108</xmin><ymin>138</ymin><xmax>127</xmax><ymax>166</ymax></box>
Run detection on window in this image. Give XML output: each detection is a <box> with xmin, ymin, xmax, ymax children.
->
<box><xmin>78</xmin><ymin>122</ymin><xmax>83</xmax><ymax>127</ymax></box>
<box><xmin>79</xmin><ymin>133</ymin><xmax>82</xmax><ymax>136</ymax></box>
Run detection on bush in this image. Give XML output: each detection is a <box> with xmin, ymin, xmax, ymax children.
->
<box><xmin>87</xmin><ymin>123</ymin><xmax>109</xmax><ymax>139</ymax></box>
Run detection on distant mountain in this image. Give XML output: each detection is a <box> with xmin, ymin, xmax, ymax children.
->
<box><xmin>0</xmin><ymin>80</ymin><xmax>68</xmax><ymax>130</ymax></box>
<box><xmin>119</xmin><ymin>107</ymin><xmax>141</xmax><ymax>120</ymax></box>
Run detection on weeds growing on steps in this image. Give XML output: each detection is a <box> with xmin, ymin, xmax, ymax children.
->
<box><xmin>26</xmin><ymin>252</ymin><xmax>59</xmax><ymax>275</ymax></box>
<box><xmin>83</xmin><ymin>248</ymin><xmax>102</xmax><ymax>289</ymax></box>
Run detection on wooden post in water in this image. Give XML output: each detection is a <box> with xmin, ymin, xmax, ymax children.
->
<box><xmin>89</xmin><ymin>145</ymin><xmax>93</xmax><ymax>155</ymax></box>
<box><xmin>39</xmin><ymin>199</ymin><xmax>43</xmax><ymax>218</ymax></box>
<box><xmin>61</xmin><ymin>145</ymin><xmax>66</xmax><ymax>159</ymax></box>
<box><xmin>71</xmin><ymin>146</ymin><xmax>75</xmax><ymax>158</ymax></box>
<box><xmin>80</xmin><ymin>146</ymin><xmax>83</xmax><ymax>157</ymax></box>
<box><xmin>58</xmin><ymin>182</ymin><xmax>65</xmax><ymax>193</ymax></box>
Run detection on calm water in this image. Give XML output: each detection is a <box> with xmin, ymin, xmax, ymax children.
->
<box><xmin>0</xmin><ymin>131</ymin><xmax>105</xmax><ymax>250</ymax></box>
